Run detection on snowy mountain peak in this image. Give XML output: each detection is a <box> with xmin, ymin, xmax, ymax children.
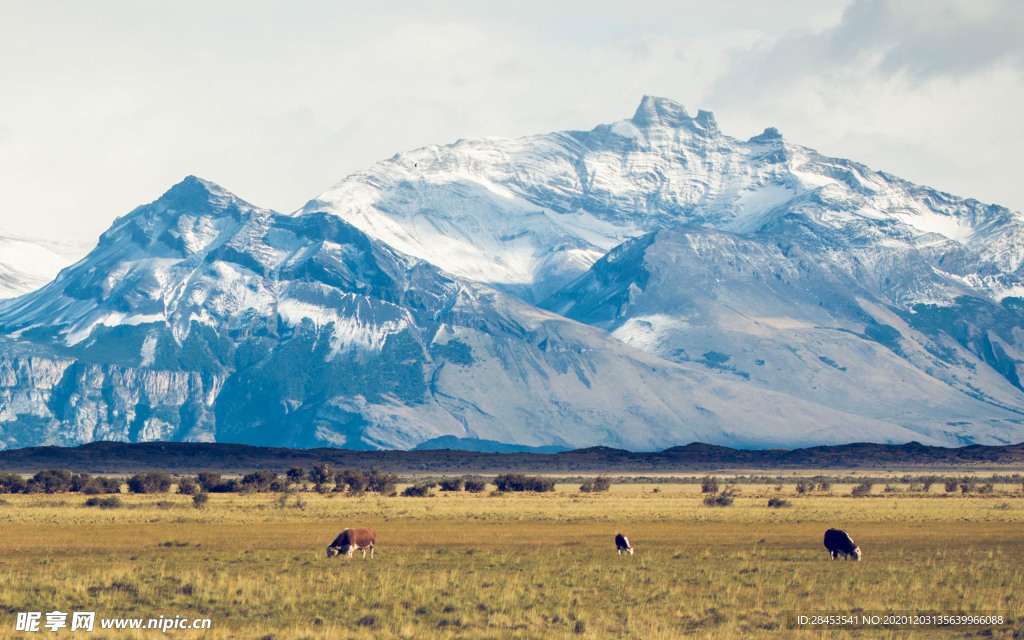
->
<box><xmin>748</xmin><ymin>127</ymin><xmax>783</xmax><ymax>143</ymax></box>
<box><xmin>153</xmin><ymin>175</ymin><xmax>254</xmax><ymax>216</ymax></box>
<box><xmin>630</xmin><ymin>95</ymin><xmax>692</xmax><ymax>129</ymax></box>
<box><xmin>91</xmin><ymin>176</ymin><xmax>272</xmax><ymax>263</ymax></box>
<box><xmin>627</xmin><ymin>96</ymin><xmax>719</xmax><ymax>135</ymax></box>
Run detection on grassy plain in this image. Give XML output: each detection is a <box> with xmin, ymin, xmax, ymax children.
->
<box><xmin>0</xmin><ymin>481</ymin><xmax>1022</xmax><ymax>639</ymax></box>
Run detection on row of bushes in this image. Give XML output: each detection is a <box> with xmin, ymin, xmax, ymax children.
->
<box><xmin>699</xmin><ymin>475</ymin><xmax>1011</xmax><ymax>496</ymax></box>
<box><xmin>0</xmin><ymin>468</ymin><xmax>566</xmax><ymax>496</ymax></box>
<box><xmin>169</xmin><ymin>468</ymin><xmax>405</xmax><ymax>496</ymax></box>
<box><xmin>402</xmin><ymin>474</ymin><xmax>562</xmax><ymax>496</ymax></box>
<box><xmin>849</xmin><ymin>477</ymin><xmax>999</xmax><ymax>497</ymax></box>
<box><xmin>0</xmin><ymin>470</ymin><xmax>121</xmax><ymax>495</ymax></box>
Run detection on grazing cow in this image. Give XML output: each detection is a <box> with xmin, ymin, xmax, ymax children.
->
<box><xmin>327</xmin><ymin>527</ymin><xmax>376</xmax><ymax>559</ymax></box>
<box><xmin>615</xmin><ymin>533</ymin><xmax>633</xmax><ymax>555</ymax></box>
<box><xmin>823</xmin><ymin>528</ymin><xmax>861</xmax><ymax>561</ymax></box>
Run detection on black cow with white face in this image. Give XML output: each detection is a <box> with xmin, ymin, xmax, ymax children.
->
<box><xmin>823</xmin><ymin>528</ymin><xmax>861</xmax><ymax>561</ymax></box>
<box><xmin>615</xmin><ymin>533</ymin><xmax>633</xmax><ymax>556</ymax></box>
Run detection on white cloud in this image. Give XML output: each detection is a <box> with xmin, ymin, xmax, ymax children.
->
<box><xmin>701</xmin><ymin>0</ymin><xmax>1024</xmax><ymax>212</ymax></box>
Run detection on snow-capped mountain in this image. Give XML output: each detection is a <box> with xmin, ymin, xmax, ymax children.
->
<box><xmin>2</xmin><ymin>177</ymin><xmax>932</xmax><ymax>450</ymax></box>
<box><xmin>299</xmin><ymin>95</ymin><xmax>1024</xmax><ymax>445</ymax></box>
<box><xmin>0</xmin><ymin>234</ymin><xmax>76</xmax><ymax>299</ymax></box>
<box><xmin>4</xmin><ymin>96</ymin><xmax>1024</xmax><ymax>450</ymax></box>
<box><xmin>301</xmin><ymin>95</ymin><xmax>1024</xmax><ymax>305</ymax></box>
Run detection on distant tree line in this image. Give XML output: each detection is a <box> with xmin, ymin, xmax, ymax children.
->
<box><xmin>0</xmin><ymin>467</ymin><xmax>545</xmax><ymax>496</ymax></box>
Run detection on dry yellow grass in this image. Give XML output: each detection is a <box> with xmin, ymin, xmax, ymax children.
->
<box><xmin>0</xmin><ymin>482</ymin><xmax>1021</xmax><ymax>638</ymax></box>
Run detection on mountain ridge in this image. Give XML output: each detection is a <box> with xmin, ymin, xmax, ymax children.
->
<box><xmin>0</xmin><ymin>439</ymin><xmax>1021</xmax><ymax>473</ymax></box>
<box><xmin>3</xmin><ymin>96</ymin><xmax>1024</xmax><ymax>450</ymax></box>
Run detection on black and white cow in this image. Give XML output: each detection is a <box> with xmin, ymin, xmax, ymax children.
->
<box><xmin>327</xmin><ymin>527</ymin><xmax>376</xmax><ymax>559</ymax></box>
<box><xmin>823</xmin><ymin>528</ymin><xmax>861</xmax><ymax>561</ymax></box>
<box><xmin>615</xmin><ymin>533</ymin><xmax>633</xmax><ymax>555</ymax></box>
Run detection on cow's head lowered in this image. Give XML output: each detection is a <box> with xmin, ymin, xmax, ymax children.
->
<box><xmin>823</xmin><ymin>528</ymin><xmax>861</xmax><ymax>561</ymax></box>
<box><xmin>327</xmin><ymin>527</ymin><xmax>376</xmax><ymax>559</ymax></box>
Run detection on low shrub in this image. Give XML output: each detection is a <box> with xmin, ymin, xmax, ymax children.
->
<box><xmin>0</xmin><ymin>472</ymin><xmax>28</xmax><ymax>494</ymax></box>
<box><xmin>401</xmin><ymin>483</ymin><xmax>435</xmax><ymax>497</ymax></box>
<box><xmin>704</xmin><ymin>486</ymin><xmax>737</xmax><ymax>507</ymax></box>
<box><xmin>197</xmin><ymin>471</ymin><xmax>226</xmax><ymax>492</ymax></box>
<box><xmin>82</xmin><ymin>477</ymin><xmax>122</xmax><ymax>495</ymax></box>
<box><xmin>579</xmin><ymin>476</ymin><xmax>612</xmax><ymax>493</ymax></box>
<box><xmin>286</xmin><ymin>467</ymin><xmax>307</xmax><ymax>485</ymax></box>
<box><xmin>240</xmin><ymin>470</ymin><xmax>279</xmax><ymax>493</ymax></box>
<box><xmin>70</xmin><ymin>472</ymin><xmax>92</xmax><ymax>492</ymax></box>
<box><xmin>850</xmin><ymin>481</ymin><xmax>873</xmax><ymax>498</ymax></box>
<box><xmin>700</xmin><ymin>476</ymin><xmax>719</xmax><ymax>493</ymax></box>
<box><xmin>364</xmin><ymin>468</ymin><xmax>398</xmax><ymax>494</ymax></box>
<box><xmin>309</xmin><ymin>462</ymin><xmax>335</xmax><ymax>486</ymax></box>
<box><xmin>27</xmin><ymin>469</ymin><xmax>74</xmax><ymax>494</ymax></box>
<box><xmin>84</xmin><ymin>496</ymin><xmax>122</xmax><ymax>509</ymax></box>
<box><xmin>464</xmin><ymin>479</ymin><xmax>487</xmax><ymax>493</ymax></box>
<box><xmin>127</xmin><ymin>472</ymin><xmax>173</xmax><ymax>494</ymax></box>
<box><xmin>438</xmin><ymin>477</ymin><xmax>464</xmax><ymax>492</ymax></box>
<box><xmin>494</xmin><ymin>474</ymin><xmax>555</xmax><ymax>492</ymax></box>
<box><xmin>332</xmin><ymin>468</ymin><xmax>398</xmax><ymax>494</ymax></box>
<box><xmin>338</xmin><ymin>469</ymin><xmax>366</xmax><ymax>493</ymax></box>
<box><xmin>767</xmin><ymin>497</ymin><xmax>791</xmax><ymax>508</ymax></box>
<box><xmin>176</xmin><ymin>477</ymin><xmax>200</xmax><ymax>496</ymax></box>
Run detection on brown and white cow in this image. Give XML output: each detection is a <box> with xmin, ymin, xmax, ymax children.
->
<box><xmin>615</xmin><ymin>533</ymin><xmax>633</xmax><ymax>555</ymax></box>
<box><xmin>327</xmin><ymin>527</ymin><xmax>376</xmax><ymax>559</ymax></box>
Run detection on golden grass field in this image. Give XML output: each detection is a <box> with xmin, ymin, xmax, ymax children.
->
<box><xmin>0</xmin><ymin>480</ymin><xmax>1022</xmax><ymax>639</ymax></box>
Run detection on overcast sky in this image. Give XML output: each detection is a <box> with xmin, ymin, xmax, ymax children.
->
<box><xmin>1</xmin><ymin>0</ymin><xmax>1022</xmax><ymax>246</ymax></box>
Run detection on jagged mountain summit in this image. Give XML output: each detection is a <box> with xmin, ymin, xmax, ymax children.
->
<box><xmin>0</xmin><ymin>234</ymin><xmax>75</xmax><ymax>299</ymax></box>
<box><xmin>301</xmin><ymin>96</ymin><xmax>1024</xmax><ymax>304</ymax></box>
<box><xmin>1</xmin><ymin>177</ymin><xmax>926</xmax><ymax>450</ymax></box>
